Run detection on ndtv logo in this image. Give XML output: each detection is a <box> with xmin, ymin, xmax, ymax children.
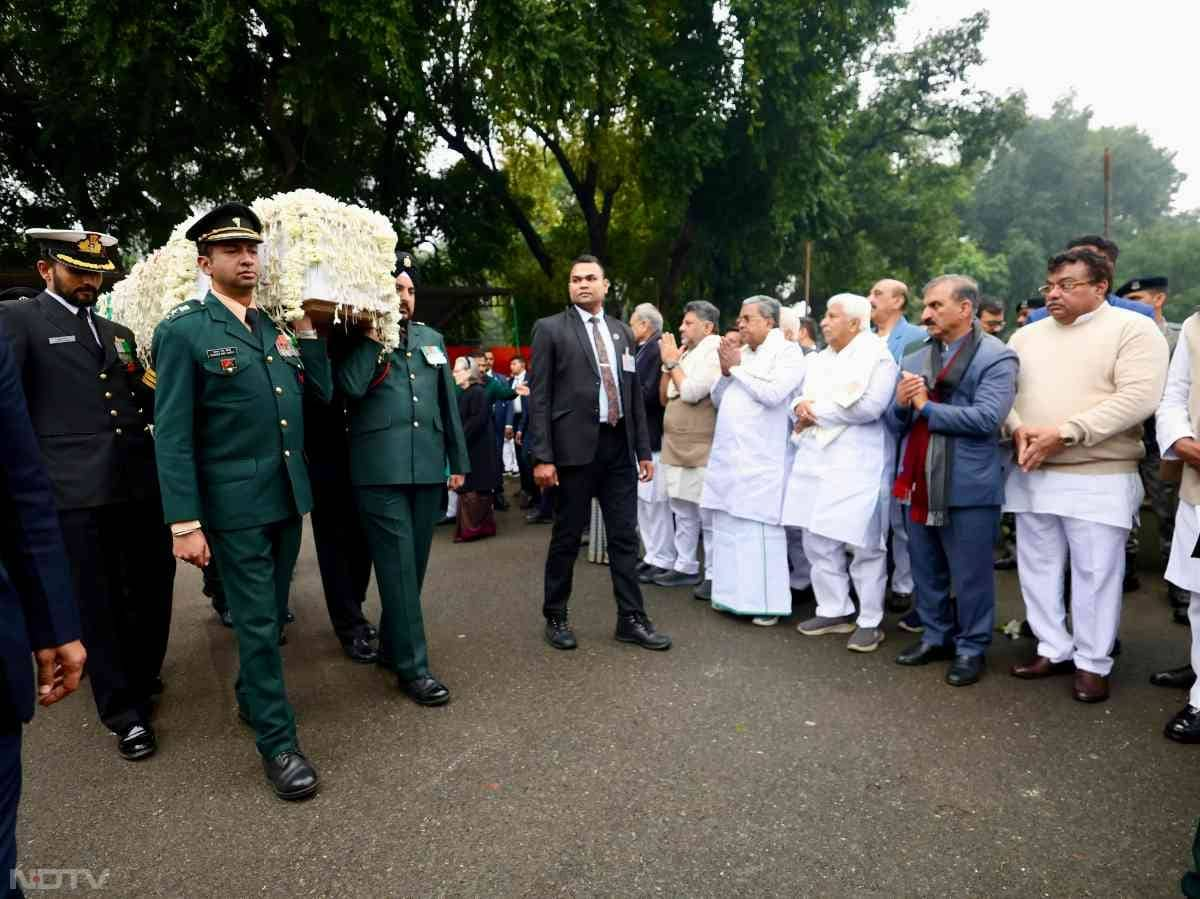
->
<box><xmin>10</xmin><ymin>869</ymin><xmax>110</xmax><ymax>891</ymax></box>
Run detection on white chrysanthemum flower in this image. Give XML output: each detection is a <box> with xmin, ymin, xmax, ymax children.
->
<box><xmin>109</xmin><ymin>190</ymin><xmax>400</xmax><ymax>365</ymax></box>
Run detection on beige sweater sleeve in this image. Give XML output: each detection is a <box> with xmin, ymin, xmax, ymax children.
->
<box><xmin>1059</xmin><ymin>317</ymin><xmax>1169</xmax><ymax>447</ymax></box>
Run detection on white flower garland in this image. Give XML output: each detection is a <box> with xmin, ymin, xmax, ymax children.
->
<box><xmin>110</xmin><ymin>190</ymin><xmax>400</xmax><ymax>364</ymax></box>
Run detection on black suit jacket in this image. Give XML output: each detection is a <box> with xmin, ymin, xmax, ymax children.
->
<box><xmin>0</xmin><ymin>293</ymin><xmax>158</xmax><ymax>510</ymax></box>
<box><xmin>0</xmin><ymin>327</ymin><xmax>80</xmax><ymax>725</ymax></box>
<box><xmin>527</xmin><ymin>307</ymin><xmax>651</xmax><ymax>468</ymax></box>
<box><xmin>634</xmin><ymin>335</ymin><xmax>664</xmax><ymax>453</ymax></box>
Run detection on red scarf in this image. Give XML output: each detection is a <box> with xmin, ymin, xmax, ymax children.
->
<box><xmin>892</xmin><ymin>343</ymin><xmax>966</xmax><ymax>524</ymax></box>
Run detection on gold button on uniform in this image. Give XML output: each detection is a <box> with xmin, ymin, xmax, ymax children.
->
<box><xmin>115</xmin><ymin>428</ymin><xmax>123</xmax><ymax>435</ymax></box>
<box><xmin>280</xmin><ymin>419</ymin><xmax>288</xmax><ymax>428</ymax></box>
<box><xmin>275</xmin><ymin>386</ymin><xmax>283</xmax><ymax>395</ymax></box>
<box><xmin>110</xmin><ymin>409</ymin><xmax>118</xmax><ymax>417</ymax></box>
<box><xmin>99</xmin><ymin>373</ymin><xmax>108</xmax><ymax>380</ymax></box>
<box><xmin>104</xmin><ymin>391</ymin><xmax>112</xmax><ymax>399</ymax></box>
<box><xmin>409</xmin><ymin>373</ymin><xmax>415</xmax><ymax>380</ymax></box>
<box><xmin>284</xmin><ymin>450</ymin><xmax>291</xmax><ymax>458</ymax></box>
<box><xmin>266</xmin><ymin>355</ymin><xmax>274</xmax><ymax>362</ymax></box>
<box><xmin>413</xmin><ymin>421</ymin><xmax>420</xmax><ymax>428</ymax></box>
<box><xmin>412</xmin><ymin>396</ymin><xmax>419</xmax><ymax>403</ymax></box>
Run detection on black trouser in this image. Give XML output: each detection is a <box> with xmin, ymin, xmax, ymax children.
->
<box><xmin>203</xmin><ymin>563</ymin><xmax>226</xmax><ymax>615</ymax></box>
<box><xmin>57</xmin><ymin>501</ymin><xmax>175</xmax><ymax>732</ymax></box>
<box><xmin>0</xmin><ymin>722</ymin><xmax>19</xmax><ymax>898</ymax></box>
<box><xmin>515</xmin><ymin>415</ymin><xmax>537</xmax><ymax>501</ymax></box>
<box><xmin>542</xmin><ymin>421</ymin><xmax>645</xmax><ymax>619</ymax></box>
<box><xmin>310</xmin><ymin>464</ymin><xmax>373</xmax><ymax>644</ymax></box>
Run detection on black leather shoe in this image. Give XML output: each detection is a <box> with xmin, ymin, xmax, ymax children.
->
<box><xmin>1176</xmin><ymin>606</ymin><xmax>1190</xmax><ymax>626</ymax></box>
<box><xmin>1168</xmin><ymin>583</ymin><xmax>1191</xmax><ymax>608</ymax></box>
<box><xmin>237</xmin><ymin>705</ymin><xmax>251</xmax><ymax>726</ymax></box>
<box><xmin>525</xmin><ymin>512</ymin><xmax>553</xmax><ymax>524</ymax></box>
<box><xmin>217</xmin><ymin>608</ymin><xmax>233</xmax><ymax>628</ymax></box>
<box><xmin>1122</xmin><ymin>570</ymin><xmax>1141</xmax><ymax>593</ymax></box>
<box><xmin>637</xmin><ymin>565</ymin><xmax>671</xmax><ymax>584</ymax></box>
<box><xmin>278</xmin><ymin>629</ymin><xmax>287</xmax><ymax>647</ymax></box>
<box><xmin>895</xmin><ymin>641</ymin><xmax>955</xmax><ymax>666</ymax></box>
<box><xmin>1150</xmin><ymin>664</ymin><xmax>1197</xmax><ymax>689</ymax></box>
<box><xmin>263</xmin><ymin>750</ymin><xmax>320</xmax><ymax>800</ymax></box>
<box><xmin>544</xmin><ymin>617</ymin><xmax>577</xmax><ymax>650</ymax></box>
<box><xmin>149</xmin><ymin>676</ymin><xmax>165</xmax><ymax>696</ymax></box>
<box><xmin>946</xmin><ymin>653</ymin><xmax>985</xmax><ymax>686</ymax></box>
<box><xmin>652</xmin><ymin>569</ymin><xmax>703</xmax><ymax>588</ymax></box>
<box><xmin>436</xmin><ymin>515</ymin><xmax>455</xmax><ymax>526</ymax></box>
<box><xmin>399</xmin><ymin>674</ymin><xmax>450</xmax><ymax>706</ymax></box>
<box><xmin>615</xmin><ymin>613</ymin><xmax>672</xmax><ymax>650</ymax></box>
<box><xmin>494</xmin><ymin>495</ymin><xmax>510</xmax><ymax>511</ymax></box>
<box><xmin>117</xmin><ymin>722</ymin><xmax>157</xmax><ymax>761</ymax></box>
<box><xmin>993</xmin><ymin>554</ymin><xmax>1017</xmax><ymax>571</ymax></box>
<box><xmin>885</xmin><ymin>591</ymin><xmax>912</xmax><ymax>614</ymax></box>
<box><xmin>1165</xmin><ymin>706</ymin><xmax>1200</xmax><ymax>743</ymax></box>
<box><xmin>343</xmin><ymin>636</ymin><xmax>379</xmax><ymax>664</ymax></box>
<box><xmin>285</xmin><ymin>607</ymin><xmax>296</xmax><ymax>623</ymax></box>
<box><xmin>693</xmin><ymin>580</ymin><xmax>713</xmax><ymax>601</ymax></box>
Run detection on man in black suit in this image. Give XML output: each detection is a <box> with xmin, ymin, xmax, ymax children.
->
<box><xmin>527</xmin><ymin>255</ymin><xmax>672</xmax><ymax>651</ymax></box>
<box><xmin>0</xmin><ymin>229</ymin><xmax>175</xmax><ymax>762</ymax></box>
<box><xmin>0</xmin><ymin>314</ymin><xmax>86</xmax><ymax>888</ymax></box>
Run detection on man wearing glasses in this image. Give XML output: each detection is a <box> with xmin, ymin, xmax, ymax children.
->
<box><xmin>1003</xmin><ymin>248</ymin><xmax>1169</xmax><ymax>703</ymax></box>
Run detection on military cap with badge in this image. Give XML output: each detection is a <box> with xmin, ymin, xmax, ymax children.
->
<box><xmin>25</xmin><ymin>228</ymin><xmax>120</xmax><ymax>273</ymax></box>
<box><xmin>1115</xmin><ymin>276</ymin><xmax>1168</xmax><ymax>298</ymax></box>
<box><xmin>185</xmin><ymin>202</ymin><xmax>264</xmax><ymax>245</ymax></box>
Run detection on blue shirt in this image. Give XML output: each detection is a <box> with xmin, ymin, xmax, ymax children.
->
<box><xmin>1027</xmin><ymin>294</ymin><xmax>1154</xmax><ymax>324</ymax></box>
<box><xmin>879</xmin><ymin>318</ymin><xmax>927</xmax><ymax>363</ymax></box>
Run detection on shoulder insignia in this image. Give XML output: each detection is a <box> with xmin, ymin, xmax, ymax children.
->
<box><xmin>142</xmin><ymin>367</ymin><xmax>157</xmax><ymax>390</ymax></box>
<box><xmin>163</xmin><ymin>301</ymin><xmax>201</xmax><ymax>321</ymax></box>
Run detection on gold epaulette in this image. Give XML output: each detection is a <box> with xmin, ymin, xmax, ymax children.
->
<box><xmin>142</xmin><ymin>367</ymin><xmax>157</xmax><ymax>390</ymax></box>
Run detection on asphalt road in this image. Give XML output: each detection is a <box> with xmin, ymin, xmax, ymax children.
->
<box><xmin>15</xmin><ymin>501</ymin><xmax>1200</xmax><ymax>897</ymax></box>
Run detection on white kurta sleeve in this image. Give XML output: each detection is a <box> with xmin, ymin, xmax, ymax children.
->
<box><xmin>711</xmin><ymin>373</ymin><xmax>733</xmax><ymax>408</ymax></box>
<box><xmin>678</xmin><ymin>341</ymin><xmax>722</xmax><ymax>404</ymax></box>
<box><xmin>1157</xmin><ymin>331</ymin><xmax>1194</xmax><ymax>459</ymax></box>
<box><xmin>730</xmin><ymin>346</ymin><xmax>806</xmax><ymax>408</ymax></box>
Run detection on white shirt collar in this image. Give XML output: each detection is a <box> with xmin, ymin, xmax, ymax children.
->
<box><xmin>575</xmin><ymin>304</ymin><xmax>605</xmax><ymax>325</ymax></box>
<box><xmin>47</xmin><ymin>289</ymin><xmax>82</xmax><ymax>316</ymax></box>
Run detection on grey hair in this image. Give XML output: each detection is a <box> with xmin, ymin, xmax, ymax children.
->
<box><xmin>463</xmin><ymin>355</ymin><xmax>484</xmax><ymax>385</ymax></box>
<box><xmin>741</xmin><ymin>294</ymin><xmax>781</xmax><ymax>327</ymax></box>
<box><xmin>683</xmin><ymin>300</ymin><xmax>720</xmax><ymax>329</ymax></box>
<box><xmin>778</xmin><ymin>304</ymin><xmax>800</xmax><ymax>336</ymax></box>
<box><xmin>827</xmin><ymin>292</ymin><xmax>872</xmax><ymax>330</ymax></box>
<box><xmin>631</xmin><ymin>302</ymin><xmax>663</xmax><ymax>334</ymax></box>
<box><xmin>924</xmin><ymin>274</ymin><xmax>981</xmax><ymax>311</ymax></box>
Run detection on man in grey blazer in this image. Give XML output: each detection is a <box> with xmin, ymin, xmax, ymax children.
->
<box><xmin>527</xmin><ymin>255</ymin><xmax>671</xmax><ymax>652</ymax></box>
<box><xmin>884</xmin><ymin>275</ymin><xmax>1019</xmax><ymax>687</ymax></box>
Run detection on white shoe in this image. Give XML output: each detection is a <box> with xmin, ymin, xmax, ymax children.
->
<box><xmin>751</xmin><ymin>616</ymin><xmax>780</xmax><ymax>627</ymax></box>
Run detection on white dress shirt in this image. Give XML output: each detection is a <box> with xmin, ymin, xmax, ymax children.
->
<box><xmin>48</xmin><ymin>290</ymin><xmax>101</xmax><ymax>345</ymax></box>
<box><xmin>575</xmin><ymin>304</ymin><xmax>624</xmax><ymax>422</ymax></box>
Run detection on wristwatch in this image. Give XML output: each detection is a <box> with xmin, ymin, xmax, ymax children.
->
<box><xmin>661</xmin><ymin>361</ymin><xmax>679</xmax><ymax>372</ymax></box>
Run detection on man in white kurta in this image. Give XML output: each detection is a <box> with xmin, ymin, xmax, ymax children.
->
<box><xmin>1005</xmin><ymin>250</ymin><xmax>1168</xmax><ymax>703</ymax></box>
<box><xmin>701</xmin><ymin>297</ymin><xmax>806</xmax><ymax>618</ymax></box>
<box><xmin>782</xmin><ymin>294</ymin><xmax>897</xmax><ymax>651</ymax></box>
<box><xmin>1154</xmin><ymin>310</ymin><xmax>1200</xmax><ymax>742</ymax></box>
<box><xmin>656</xmin><ymin>301</ymin><xmax>723</xmax><ymax>595</ymax></box>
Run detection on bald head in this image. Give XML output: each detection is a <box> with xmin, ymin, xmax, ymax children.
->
<box><xmin>868</xmin><ymin>278</ymin><xmax>909</xmax><ymax>333</ymax></box>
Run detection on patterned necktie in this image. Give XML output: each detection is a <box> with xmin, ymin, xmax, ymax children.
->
<box><xmin>76</xmin><ymin>307</ymin><xmax>102</xmax><ymax>361</ymax></box>
<box><xmin>244</xmin><ymin>307</ymin><xmax>259</xmax><ymax>334</ymax></box>
<box><xmin>590</xmin><ymin>316</ymin><xmax>619</xmax><ymax>425</ymax></box>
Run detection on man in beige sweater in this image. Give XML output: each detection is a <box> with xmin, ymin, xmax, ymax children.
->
<box><xmin>1004</xmin><ymin>248</ymin><xmax>1169</xmax><ymax>703</ymax></box>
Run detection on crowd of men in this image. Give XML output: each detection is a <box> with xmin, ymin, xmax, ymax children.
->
<box><xmin>1</xmin><ymin>215</ymin><xmax>1197</xmax><ymax>886</ymax></box>
<box><xmin>623</xmin><ymin>235</ymin><xmax>1199</xmax><ymax>723</ymax></box>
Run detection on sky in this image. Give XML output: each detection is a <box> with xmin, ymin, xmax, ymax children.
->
<box><xmin>892</xmin><ymin>0</ymin><xmax>1200</xmax><ymax>211</ymax></box>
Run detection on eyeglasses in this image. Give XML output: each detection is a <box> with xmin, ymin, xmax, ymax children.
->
<box><xmin>1037</xmin><ymin>278</ymin><xmax>1095</xmax><ymax>296</ymax></box>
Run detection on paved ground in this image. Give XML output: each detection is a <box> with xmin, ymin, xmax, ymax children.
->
<box><xmin>15</xmin><ymin>500</ymin><xmax>1200</xmax><ymax>897</ymax></box>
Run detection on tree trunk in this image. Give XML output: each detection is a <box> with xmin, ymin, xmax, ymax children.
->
<box><xmin>661</xmin><ymin>201</ymin><xmax>697</xmax><ymax>308</ymax></box>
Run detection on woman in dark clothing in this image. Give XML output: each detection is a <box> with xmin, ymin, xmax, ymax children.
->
<box><xmin>455</xmin><ymin>358</ymin><xmax>498</xmax><ymax>542</ymax></box>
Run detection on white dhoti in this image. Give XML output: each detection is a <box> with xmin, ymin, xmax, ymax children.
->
<box><xmin>1006</xmin><ymin>469</ymin><xmax>1141</xmax><ymax>677</ymax></box>
<box><xmin>888</xmin><ymin>497</ymin><xmax>913</xmax><ymax>595</ymax></box>
<box><xmin>669</xmin><ymin>497</ymin><xmax>712</xmax><ymax>580</ymax></box>
<box><xmin>1164</xmin><ymin>501</ymin><xmax>1200</xmax><ymax>708</ymax></box>
<box><xmin>802</xmin><ymin>530</ymin><xmax>887</xmax><ymax>628</ymax></box>
<box><xmin>785</xmin><ymin>527</ymin><xmax>811</xmax><ymax>590</ymax></box>
<box><xmin>710</xmin><ymin>510</ymin><xmax>791</xmax><ymax>616</ymax></box>
<box><xmin>636</xmin><ymin>451</ymin><xmax>675</xmax><ymax>569</ymax></box>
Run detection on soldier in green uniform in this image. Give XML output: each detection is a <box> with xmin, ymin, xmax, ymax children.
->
<box><xmin>151</xmin><ymin>203</ymin><xmax>332</xmax><ymax>800</ymax></box>
<box><xmin>337</xmin><ymin>252</ymin><xmax>469</xmax><ymax>706</ymax></box>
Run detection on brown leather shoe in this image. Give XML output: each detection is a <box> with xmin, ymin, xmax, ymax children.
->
<box><xmin>1072</xmin><ymin>670</ymin><xmax>1110</xmax><ymax>703</ymax></box>
<box><xmin>1010</xmin><ymin>656</ymin><xmax>1075</xmax><ymax>679</ymax></box>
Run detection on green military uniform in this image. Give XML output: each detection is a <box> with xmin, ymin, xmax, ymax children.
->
<box><xmin>152</xmin><ymin>292</ymin><xmax>331</xmax><ymax>758</ymax></box>
<box><xmin>337</xmin><ymin>322</ymin><xmax>468</xmax><ymax>681</ymax></box>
